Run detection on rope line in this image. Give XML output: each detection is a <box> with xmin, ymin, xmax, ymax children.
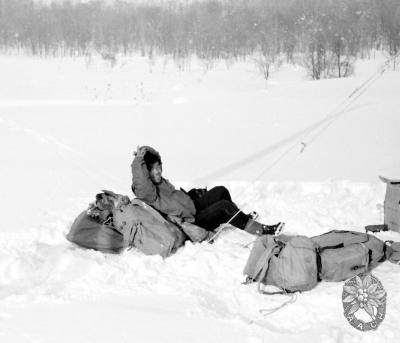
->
<box><xmin>207</xmin><ymin>52</ymin><xmax>400</xmax><ymax>243</ymax></box>
<box><xmin>258</xmin><ymin>292</ymin><xmax>298</xmax><ymax>316</ymax></box>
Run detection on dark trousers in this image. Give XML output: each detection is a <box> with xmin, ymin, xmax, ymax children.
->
<box><xmin>193</xmin><ymin>186</ymin><xmax>250</xmax><ymax>231</ymax></box>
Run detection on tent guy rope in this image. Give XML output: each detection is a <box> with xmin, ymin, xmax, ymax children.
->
<box><xmin>207</xmin><ymin>51</ymin><xmax>400</xmax><ymax>243</ymax></box>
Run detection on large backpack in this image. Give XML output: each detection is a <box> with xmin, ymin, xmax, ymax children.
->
<box><xmin>66</xmin><ymin>192</ymin><xmax>187</xmax><ymax>257</ymax></box>
<box><xmin>112</xmin><ymin>199</ymin><xmax>186</xmax><ymax>258</ymax></box>
<box><xmin>243</xmin><ymin>234</ymin><xmax>319</xmax><ymax>293</ymax></box>
<box><xmin>243</xmin><ymin>230</ymin><xmax>394</xmax><ymax>294</ymax></box>
<box><xmin>67</xmin><ymin>211</ymin><xmax>127</xmax><ymax>254</ymax></box>
<box><xmin>311</xmin><ymin>230</ymin><xmax>387</xmax><ymax>282</ymax></box>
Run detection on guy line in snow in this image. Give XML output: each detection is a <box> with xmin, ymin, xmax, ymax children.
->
<box><xmin>1</xmin><ymin>52</ymin><xmax>397</xmax><ymax>243</ymax></box>
<box><xmin>205</xmin><ymin>51</ymin><xmax>400</xmax><ymax>245</ymax></box>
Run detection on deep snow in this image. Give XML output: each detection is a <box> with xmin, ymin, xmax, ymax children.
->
<box><xmin>0</xmin><ymin>52</ymin><xmax>400</xmax><ymax>342</ymax></box>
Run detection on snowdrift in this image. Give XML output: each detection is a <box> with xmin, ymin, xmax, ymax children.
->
<box><xmin>1</xmin><ymin>53</ymin><xmax>400</xmax><ymax>342</ymax></box>
<box><xmin>1</xmin><ymin>181</ymin><xmax>400</xmax><ymax>343</ymax></box>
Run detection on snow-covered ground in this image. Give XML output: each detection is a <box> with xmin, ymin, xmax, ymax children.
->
<box><xmin>0</xmin><ymin>53</ymin><xmax>400</xmax><ymax>342</ymax></box>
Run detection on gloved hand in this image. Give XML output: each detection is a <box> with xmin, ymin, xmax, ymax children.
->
<box><xmin>134</xmin><ymin>146</ymin><xmax>147</xmax><ymax>157</ymax></box>
<box><xmin>134</xmin><ymin>145</ymin><xmax>159</xmax><ymax>158</ymax></box>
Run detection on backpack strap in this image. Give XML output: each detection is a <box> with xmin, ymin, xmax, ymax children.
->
<box><xmin>126</xmin><ymin>222</ymin><xmax>142</xmax><ymax>250</ymax></box>
<box><xmin>259</xmin><ymin>292</ymin><xmax>298</xmax><ymax>316</ymax></box>
<box><xmin>254</xmin><ymin>241</ymin><xmax>298</xmax><ymax>314</ymax></box>
<box><xmin>252</xmin><ymin>243</ymin><xmax>280</xmax><ymax>294</ymax></box>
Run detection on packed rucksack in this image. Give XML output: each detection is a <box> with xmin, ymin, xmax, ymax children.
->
<box><xmin>243</xmin><ymin>234</ymin><xmax>319</xmax><ymax>293</ymax></box>
<box><xmin>67</xmin><ymin>211</ymin><xmax>128</xmax><ymax>254</ymax></box>
<box><xmin>67</xmin><ymin>191</ymin><xmax>187</xmax><ymax>257</ymax></box>
<box><xmin>112</xmin><ymin>199</ymin><xmax>187</xmax><ymax>257</ymax></box>
<box><xmin>243</xmin><ymin>229</ymin><xmax>396</xmax><ymax>293</ymax></box>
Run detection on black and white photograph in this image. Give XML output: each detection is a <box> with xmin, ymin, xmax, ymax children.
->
<box><xmin>0</xmin><ymin>0</ymin><xmax>399</xmax><ymax>342</ymax></box>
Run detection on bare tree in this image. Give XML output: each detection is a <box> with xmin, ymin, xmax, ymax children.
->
<box><xmin>0</xmin><ymin>0</ymin><xmax>397</xmax><ymax>75</ymax></box>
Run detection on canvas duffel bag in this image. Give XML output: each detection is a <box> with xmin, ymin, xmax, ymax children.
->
<box><xmin>311</xmin><ymin>230</ymin><xmax>387</xmax><ymax>282</ymax></box>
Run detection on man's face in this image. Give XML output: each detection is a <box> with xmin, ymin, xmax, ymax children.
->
<box><xmin>149</xmin><ymin>162</ymin><xmax>162</xmax><ymax>184</ymax></box>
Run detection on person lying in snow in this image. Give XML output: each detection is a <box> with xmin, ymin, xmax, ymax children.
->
<box><xmin>131</xmin><ymin>145</ymin><xmax>283</xmax><ymax>236</ymax></box>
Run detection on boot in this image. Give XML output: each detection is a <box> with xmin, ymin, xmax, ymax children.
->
<box><xmin>244</xmin><ymin>219</ymin><xmax>284</xmax><ymax>236</ymax></box>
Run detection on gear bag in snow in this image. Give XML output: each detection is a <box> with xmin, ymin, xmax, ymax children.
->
<box><xmin>243</xmin><ymin>234</ymin><xmax>319</xmax><ymax>293</ymax></box>
<box><xmin>67</xmin><ymin>212</ymin><xmax>127</xmax><ymax>254</ymax></box>
<box><xmin>66</xmin><ymin>192</ymin><xmax>186</xmax><ymax>257</ymax></box>
<box><xmin>311</xmin><ymin>230</ymin><xmax>387</xmax><ymax>282</ymax></box>
<box><xmin>243</xmin><ymin>230</ymin><xmax>395</xmax><ymax>293</ymax></box>
<box><xmin>112</xmin><ymin>199</ymin><xmax>186</xmax><ymax>258</ymax></box>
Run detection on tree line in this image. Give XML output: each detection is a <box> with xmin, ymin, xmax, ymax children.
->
<box><xmin>0</xmin><ymin>0</ymin><xmax>399</xmax><ymax>78</ymax></box>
